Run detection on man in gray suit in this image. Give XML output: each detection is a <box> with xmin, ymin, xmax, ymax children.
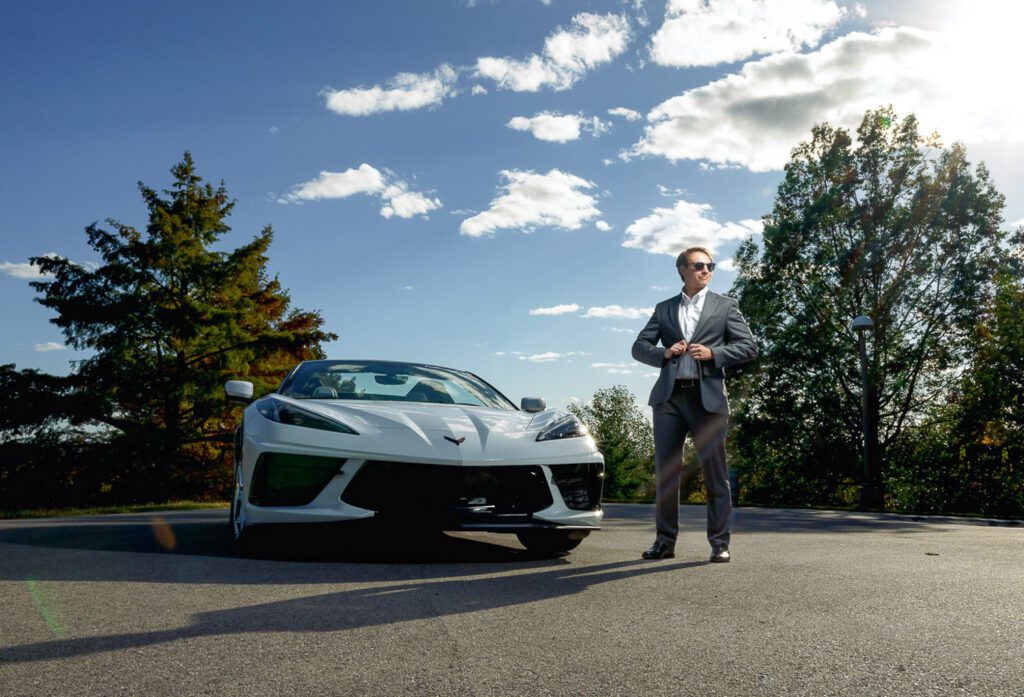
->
<box><xmin>632</xmin><ymin>247</ymin><xmax>757</xmax><ymax>563</ymax></box>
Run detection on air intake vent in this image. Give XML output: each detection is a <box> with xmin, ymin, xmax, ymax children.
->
<box><xmin>249</xmin><ymin>453</ymin><xmax>346</xmax><ymax>507</ymax></box>
<box><xmin>342</xmin><ymin>461</ymin><xmax>553</xmax><ymax>514</ymax></box>
<box><xmin>549</xmin><ymin>462</ymin><xmax>604</xmax><ymax>511</ymax></box>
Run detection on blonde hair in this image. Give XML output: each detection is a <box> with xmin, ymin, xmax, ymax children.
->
<box><xmin>676</xmin><ymin>247</ymin><xmax>714</xmax><ymax>268</ymax></box>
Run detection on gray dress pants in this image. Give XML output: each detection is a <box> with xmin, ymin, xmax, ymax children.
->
<box><xmin>652</xmin><ymin>381</ymin><xmax>732</xmax><ymax>549</ymax></box>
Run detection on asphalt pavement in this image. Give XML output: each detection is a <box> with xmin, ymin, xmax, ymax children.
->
<box><xmin>1</xmin><ymin>504</ymin><xmax>1021</xmax><ymax>697</ymax></box>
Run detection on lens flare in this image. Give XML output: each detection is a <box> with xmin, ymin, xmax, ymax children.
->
<box><xmin>151</xmin><ymin>516</ymin><xmax>177</xmax><ymax>550</ymax></box>
<box><xmin>26</xmin><ymin>576</ymin><xmax>65</xmax><ymax>638</ymax></box>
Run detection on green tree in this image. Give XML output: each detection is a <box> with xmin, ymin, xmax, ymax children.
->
<box><xmin>568</xmin><ymin>385</ymin><xmax>655</xmax><ymax>500</ymax></box>
<box><xmin>0</xmin><ymin>365</ymin><xmax>91</xmax><ymax>509</ymax></box>
<box><xmin>26</xmin><ymin>153</ymin><xmax>336</xmax><ymax>502</ymax></box>
<box><xmin>889</xmin><ymin>232</ymin><xmax>1024</xmax><ymax>516</ymax></box>
<box><xmin>730</xmin><ymin>107</ymin><xmax>1008</xmax><ymax>508</ymax></box>
<box><xmin>0</xmin><ymin>365</ymin><xmax>79</xmax><ymax>438</ymax></box>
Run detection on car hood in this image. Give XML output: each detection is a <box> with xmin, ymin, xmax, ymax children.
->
<box><xmin>263</xmin><ymin>396</ymin><xmax>593</xmax><ymax>464</ymax></box>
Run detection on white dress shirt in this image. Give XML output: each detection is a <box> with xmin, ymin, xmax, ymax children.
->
<box><xmin>675</xmin><ymin>286</ymin><xmax>708</xmax><ymax>379</ymax></box>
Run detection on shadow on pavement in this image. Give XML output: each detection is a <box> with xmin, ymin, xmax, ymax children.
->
<box><xmin>0</xmin><ymin>508</ymin><xmax>580</xmax><ymax>568</ymax></box>
<box><xmin>0</xmin><ymin>503</ymin><xmax>986</xmax><ymax>577</ymax></box>
<box><xmin>608</xmin><ymin>503</ymin><xmax>1014</xmax><ymax>534</ymax></box>
<box><xmin>0</xmin><ymin>556</ymin><xmax>706</xmax><ymax>664</ymax></box>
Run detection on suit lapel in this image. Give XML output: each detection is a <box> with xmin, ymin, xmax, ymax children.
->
<box><xmin>690</xmin><ymin>291</ymin><xmax>720</xmax><ymax>342</ymax></box>
<box><xmin>665</xmin><ymin>295</ymin><xmax>683</xmax><ymax>342</ymax></box>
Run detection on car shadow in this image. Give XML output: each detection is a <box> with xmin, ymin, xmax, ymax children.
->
<box><xmin>0</xmin><ymin>503</ymin><xmax>992</xmax><ymax>575</ymax></box>
<box><xmin>0</xmin><ymin>556</ymin><xmax>706</xmax><ymax>665</ymax></box>
<box><xmin>0</xmin><ymin>509</ymin><xmax>595</xmax><ymax>585</ymax></box>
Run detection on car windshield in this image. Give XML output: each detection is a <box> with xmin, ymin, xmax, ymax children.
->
<box><xmin>278</xmin><ymin>360</ymin><xmax>517</xmax><ymax>410</ymax></box>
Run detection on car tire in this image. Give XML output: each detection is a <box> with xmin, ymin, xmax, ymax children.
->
<box><xmin>516</xmin><ymin>529</ymin><xmax>590</xmax><ymax>555</ymax></box>
<box><xmin>230</xmin><ymin>462</ymin><xmax>256</xmax><ymax>547</ymax></box>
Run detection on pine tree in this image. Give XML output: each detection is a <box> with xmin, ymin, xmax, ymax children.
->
<box><xmin>29</xmin><ymin>153</ymin><xmax>336</xmax><ymax>501</ymax></box>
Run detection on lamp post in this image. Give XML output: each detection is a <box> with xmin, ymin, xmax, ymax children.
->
<box><xmin>851</xmin><ymin>315</ymin><xmax>880</xmax><ymax>509</ymax></box>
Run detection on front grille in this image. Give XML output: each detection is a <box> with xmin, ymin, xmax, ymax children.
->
<box><xmin>341</xmin><ymin>461</ymin><xmax>553</xmax><ymax>515</ymax></box>
<box><xmin>249</xmin><ymin>452</ymin><xmax>346</xmax><ymax>507</ymax></box>
<box><xmin>549</xmin><ymin>462</ymin><xmax>604</xmax><ymax>511</ymax></box>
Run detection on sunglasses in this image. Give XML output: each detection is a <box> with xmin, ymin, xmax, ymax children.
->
<box><xmin>686</xmin><ymin>261</ymin><xmax>716</xmax><ymax>272</ymax></box>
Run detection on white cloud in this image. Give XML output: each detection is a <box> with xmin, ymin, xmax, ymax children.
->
<box><xmin>649</xmin><ymin>0</ymin><xmax>846</xmax><ymax>68</ymax></box>
<box><xmin>476</xmin><ymin>13</ymin><xmax>630</xmax><ymax>92</ymax></box>
<box><xmin>605</xmin><ymin>326</ymin><xmax>636</xmax><ymax>334</ymax></box>
<box><xmin>34</xmin><ymin>342</ymin><xmax>65</xmax><ymax>352</ymax></box>
<box><xmin>608</xmin><ymin>107</ymin><xmax>642</xmax><ymax>121</ymax></box>
<box><xmin>508</xmin><ymin>113</ymin><xmax>574</xmax><ymax>143</ymax></box>
<box><xmin>522</xmin><ymin>351</ymin><xmax>563</xmax><ymax>362</ymax></box>
<box><xmin>508</xmin><ymin>112</ymin><xmax>610</xmax><ymax>142</ymax></box>
<box><xmin>592</xmin><ymin>362</ymin><xmax>635</xmax><ymax>374</ymax></box>
<box><xmin>279</xmin><ymin>164</ymin><xmax>441</xmax><ymax>219</ymax></box>
<box><xmin>634</xmin><ymin>23</ymin><xmax>1024</xmax><ymax>172</ymax></box>
<box><xmin>1011</xmin><ymin>218</ymin><xmax>1024</xmax><ymax>230</ymax></box>
<box><xmin>633</xmin><ymin>0</ymin><xmax>650</xmax><ymax>28</ymax></box>
<box><xmin>380</xmin><ymin>184</ymin><xmax>443</xmax><ymax>219</ymax></box>
<box><xmin>519</xmin><ymin>351</ymin><xmax>588</xmax><ymax>362</ymax></box>
<box><xmin>460</xmin><ymin>169</ymin><xmax>600</xmax><ymax>237</ymax></box>
<box><xmin>323</xmin><ymin>64</ymin><xmax>457</xmax><ymax>116</ymax></box>
<box><xmin>595</xmin><ymin>221</ymin><xmax>611</xmax><ymax>231</ymax></box>
<box><xmin>657</xmin><ymin>185</ymin><xmax>688</xmax><ymax>198</ymax></box>
<box><xmin>624</xmin><ymin>199</ymin><xmax>762</xmax><ymax>257</ymax></box>
<box><xmin>269</xmin><ymin>126</ymin><xmax>280</xmax><ymax>135</ymax></box>
<box><xmin>279</xmin><ymin>164</ymin><xmax>384</xmax><ymax>202</ymax></box>
<box><xmin>1</xmin><ymin>252</ymin><xmax>62</xmax><ymax>280</ymax></box>
<box><xmin>1</xmin><ymin>260</ymin><xmax>46</xmax><ymax>279</ymax></box>
<box><xmin>718</xmin><ymin>258</ymin><xmax>738</xmax><ymax>272</ymax></box>
<box><xmin>529</xmin><ymin>303</ymin><xmax>581</xmax><ymax>316</ymax></box>
<box><xmin>583</xmin><ymin>305</ymin><xmax>652</xmax><ymax>319</ymax></box>
<box><xmin>471</xmin><ymin>84</ymin><xmax>488</xmax><ymax>96</ymax></box>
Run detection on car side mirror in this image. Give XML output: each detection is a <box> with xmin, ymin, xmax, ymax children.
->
<box><xmin>521</xmin><ymin>397</ymin><xmax>547</xmax><ymax>413</ymax></box>
<box><xmin>225</xmin><ymin>380</ymin><xmax>254</xmax><ymax>404</ymax></box>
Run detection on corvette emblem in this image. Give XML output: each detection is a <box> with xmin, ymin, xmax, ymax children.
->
<box><xmin>444</xmin><ymin>436</ymin><xmax>466</xmax><ymax>445</ymax></box>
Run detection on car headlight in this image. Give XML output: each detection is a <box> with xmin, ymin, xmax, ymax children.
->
<box><xmin>536</xmin><ymin>414</ymin><xmax>588</xmax><ymax>442</ymax></box>
<box><xmin>257</xmin><ymin>399</ymin><xmax>358</xmax><ymax>434</ymax></box>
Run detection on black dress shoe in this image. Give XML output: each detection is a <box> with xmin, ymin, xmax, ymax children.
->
<box><xmin>710</xmin><ymin>546</ymin><xmax>730</xmax><ymax>563</ymax></box>
<box><xmin>642</xmin><ymin>540</ymin><xmax>675</xmax><ymax>559</ymax></box>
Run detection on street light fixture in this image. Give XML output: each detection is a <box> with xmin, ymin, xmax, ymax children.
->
<box><xmin>851</xmin><ymin>315</ymin><xmax>880</xmax><ymax>508</ymax></box>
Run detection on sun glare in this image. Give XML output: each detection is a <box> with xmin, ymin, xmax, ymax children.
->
<box><xmin>932</xmin><ymin>1</ymin><xmax>1024</xmax><ymax>142</ymax></box>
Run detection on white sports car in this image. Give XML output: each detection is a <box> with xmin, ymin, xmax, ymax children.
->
<box><xmin>224</xmin><ymin>360</ymin><xmax>604</xmax><ymax>554</ymax></box>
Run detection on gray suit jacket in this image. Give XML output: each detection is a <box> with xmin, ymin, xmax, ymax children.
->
<box><xmin>631</xmin><ymin>291</ymin><xmax>757</xmax><ymax>413</ymax></box>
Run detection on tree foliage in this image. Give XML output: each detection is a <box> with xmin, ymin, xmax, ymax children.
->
<box><xmin>568</xmin><ymin>385</ymin><xmax>656</xmax><ymax>500</ymax></box>
<box><xmin>0</xmin><ymin>365</ymin><xmax>79</xmax><ymax>438</ymax></box>
<box><xmin>11</xmin><ymin>153</ymin><xmax>336</xmax><ymax>504</ymax></box>
<box><xmin>730</xmin><ymin>107</ymin><xmax>1009</xmax><ymax>507</ymax></box>
<box><xmin>886</xmin><ymin>232</ymin><xmax>1024</xmax><ymax>516</ymax></box>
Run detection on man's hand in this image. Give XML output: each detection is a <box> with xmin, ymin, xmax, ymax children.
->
<box><xmin>687</xmin><ymin>343</ymin><xmax>714</xmax><ymax>361</ymax></box>
<box><xmin>664</xmin><ymin>340</ymin><xmax>687</xmax><ymax>359</ymax></box>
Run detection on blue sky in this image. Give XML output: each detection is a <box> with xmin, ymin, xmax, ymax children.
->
<box><xmin>3</xmin><ymin>0</ymin><xmax>1022</xmax><ymax>409</ymax></box>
